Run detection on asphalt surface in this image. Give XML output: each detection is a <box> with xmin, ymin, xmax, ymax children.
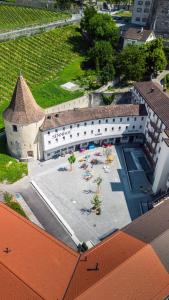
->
<box><xmin>21</xmin><ymin>184</ymin><xmax>77</xmax><ymax>251</ymax></box>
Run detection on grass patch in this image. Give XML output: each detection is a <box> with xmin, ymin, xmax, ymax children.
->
<box><xmin>114</xmin><ymin>10</ymin><xmax>132</xmax><ymax>17</ymax></box>
<box><xmin>3</xmin><ymin>192</ymin><xmax>27</xmax><ymax>218</ymax></box>
<box><xmin>0</xmin><ymin>135</ymin><xmax>28</xmax><ymax>183</ymax></box>
<box><xmin>0</xmin><ymin>5</ymin><xmax>69</xmax><ymax>32</ymax></box>
<box><xmin>32</xmin><ymin>57</ymin><xmax>84</xmax><ymax>107</ymax></box>
<box><xmin>0</xmin><ymin>25</ymin><xmax>85</xmax><ymax>128</ymax></box>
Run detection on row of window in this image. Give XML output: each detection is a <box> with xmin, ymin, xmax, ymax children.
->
<box><xmin>47</xmin><ymin>117</ymin><xmax>144</xmax><ymax>135</ymax></box>
<box><xmin>47</xmin><ymin>126</ymin><xmax>143</xmax><ymax>144</ymax></box>
<box><xmin>137</xmin><ymin>7</ymin><xmax>149</xmax><ymax>13</ymax></box>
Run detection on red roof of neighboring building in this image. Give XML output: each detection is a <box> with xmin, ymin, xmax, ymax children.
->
<box><xmin>0</xmin><ymin>203</ymin><xmax>79</xmax><ymax>300</ymax></box>
<box><xmin>1</xmin><ymin>199</ymin><xmax>169</xmax><ymax>300</ymax></box>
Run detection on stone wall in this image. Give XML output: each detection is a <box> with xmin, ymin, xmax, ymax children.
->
<box><xmin>0</xmin><ymin>17</ymin><xmax>81</xmax><ymax>42</ymax></box>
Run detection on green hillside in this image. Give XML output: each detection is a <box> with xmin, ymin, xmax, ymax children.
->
<box><xmin>0</xmin><ymin>5</ymin><xmax>69</xmax><ymax>32</ymax></box>
<box><xmin>0</xmin><ymin>25</ymin><xmax>84</xmax><ymax>128</ymax></box>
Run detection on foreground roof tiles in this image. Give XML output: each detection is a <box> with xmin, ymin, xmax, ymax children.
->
<box><xmin>1</xmin><ymin>196</ymin><xmax>169</xmax><ymax>299</ymax></box>
<box><xmin>0</xmin><ymin>203</ymin><xmax>79</xmax><ymax>300</ymax></box>
<box><xmin>3</xmin><ymin>76</ymin><xmax>45</xmax><ymax>125</ymax></box>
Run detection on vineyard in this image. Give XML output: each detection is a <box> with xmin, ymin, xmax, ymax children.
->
<box><xmin>0</xmin><ymin>25</ymin><xmax>84</xmax><ymax>128</ymax></box>
<box><xmin>0</xmin><ymin>5</ymin><xmax>69</xmax><ymax>32</ymax></box>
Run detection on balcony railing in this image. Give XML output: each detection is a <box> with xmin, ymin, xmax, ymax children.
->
<box><xmin>149</xmin><ymin>120</ymin><xmax>162</xmax><ymax>133</ymax></box>
<box><xmin>148</xmin><ymin>131</ymin><xmax>160</xmax><ymax>144</ymax></box>
<box><xmin>145</xmin><ymin>141</ymin><xmax>156</xmax><ymax>155</ymax></box>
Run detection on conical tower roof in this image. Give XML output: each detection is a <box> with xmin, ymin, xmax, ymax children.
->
<box><xmin>3</xmin><ymin>76</ymin><xmax>45</xmax><ymax>125</ymax></box>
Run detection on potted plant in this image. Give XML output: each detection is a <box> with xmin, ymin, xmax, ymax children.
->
<box><xmin>91</xmin><ymin>194</ymin><xmax>102</xmax><ymax>215</ymax></box>
<box><xmin>68</xmin><ymin>154</ymin><xmax>76</xmax><ymax>171</ymax></box>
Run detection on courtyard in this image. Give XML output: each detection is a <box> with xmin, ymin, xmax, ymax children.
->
<box><xmin>31</xmin><ymin>145</ymin><xmax>153</xmax><ymax>245</ymax></box>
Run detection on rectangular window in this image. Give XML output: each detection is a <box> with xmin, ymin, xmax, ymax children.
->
<box><xmin>127</xmin><ymin>117</ymin><xmax>129</xmax><ymax>121</ymax></box>
<box><xmin>77</xmin><ymin>124</ymin><xmax>79</xmax><ymax>127</ymax></box>
<box><xmin>84</xmin><ymin>132</ymin><xmax>86</xmax><ymax>135</ymax></box>
<box><xmin>113</xmin><ymin>119</ymin><xmax>115</xmax><ymax>122</ymax></box>
<box><xmin>118</xmin><ymin>126</ymin><xmax>121</xmax><ymax>130</ymax></box>
<box><xmin>120</xmin><ymin>118</ymin><xmax>122</xmax><ymax>122</ymax></box>
<box><xmin>106</xmin><ymin>119</ymin><xmax>108</xmax><ymax>123</ymax></box>
<box><xmin>77</xmin><ymin>133</ymin><xmax>79</xmax><ymax>136</ymax></box>
<box><xmin>70</xmin><ymin>135</ymin><xmax>72</xmax><ymax>138</ymax></box>
<box><xmin>12</xmin><ymin>125</ymin><xmax>17</xmax><ymax>132</ymax></box>
<box><xmin>112</xmin><ymin>127</ymin><xmax>114</xmax><ymax>131</ymax></box>
<box><xmin>140</xmin><ymin>125</ymin><xmax>142</xmax><ymax>129</ymax></box>
<box><xmin>105</xmin><ymin>128</ymin><xmax>107</xmax><ymax>132</ymax></box>
<box><xmin>133</xmin><ymin>125</ymin><xmax>135</xmax><ymax>129</ymax></box>
<box><xmin>98</xmin><ymin>129</ymin><xmax>100</xmax><ymax>132</ymax></box>
<box><xmin>91</xmin><ymin>130</ymin><xmax>93</xmax><ymax>134</ymax></box>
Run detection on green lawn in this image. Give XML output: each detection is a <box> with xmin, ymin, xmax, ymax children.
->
<box><xmin>114</xmin><ymin>10</ymin><xmax>132</xmax><ymax>17</ymax></box>
<box><xmin>32</xmin><ymin>57</ymin><xmax>84</xmax><ymax>108</ymax></box>
<box><xmin>0</xmin><ymin>135</ymin><xmax>28</xmax><ymax>183</ymax></box>
<box><xmin>0</xmin><ymin>5</ymin><xmax>69</xmax><ymax>32</ymax></box>
<box><xmin>0</xmin><ymin>25</ymin><xmax>85</xmax><ymax>128</ymax></box>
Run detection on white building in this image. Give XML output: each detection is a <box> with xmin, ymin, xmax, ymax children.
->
<box><xmin>132</xmin><ymin>81</ymin><xmax>169</xmax><ymax>194</ymax></box>
<box><xmin>3</xmin><ymin>76</ymin><xmax>169</xmax><ymax>195</ymax></box>
<box><xmin>123</xmin><ymin>27</ymin><xmax>155</xmax><ymax>47</ymax></box>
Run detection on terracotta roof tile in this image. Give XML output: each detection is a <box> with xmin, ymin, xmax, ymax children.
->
<box><xmin>124</xmin><ymin>27</ymin><xmax>154</xmax><ymax>41</ymax></box>
<box><xmin>41</xmin><ymin>104</ymin><xmax>147</xmax><ymax>131</ymax></box>
<box><xmin>134</xmin><ymin>81</ymin><xmax>169</xmax><ymax>128</ymax></box>
<box><xmin>0</xmin><ymin>203</ymin><xmax>79</xmax><ymax>300</ymax></box>
<box><xmin>3</xmin><ymin>76</ymin><xmax>45</xmax><ymax>125</ymax></box>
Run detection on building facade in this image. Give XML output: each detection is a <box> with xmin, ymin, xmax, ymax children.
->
<box><xmin>132</xmin><ymin>81</ymin><xmax>169</xmax><ymax>194</ymax></box>
<box><xmin>4</xmin><ymin>76</ymin><xmax>169</xmax><ymax>195</ymax></box>
<box><xmin>132</xmin><ymin>0</ymin><xmax>169</xmax><ymax>37</ymax></box>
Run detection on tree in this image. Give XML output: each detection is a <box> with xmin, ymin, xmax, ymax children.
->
<box><xmin>68</xmin><ymin>154</ymin><xmax>76</xmax><ymax>171</ymax></box>
<box><xmin>88</xmin><ymin>13</ymin><xmax>120</xmax><ymax>47</ymax></box>
<box><xmin>118</xmin><ymin>44</ymin><xmax>146</xmax><ymax>81</ymax></box>
<box><xmin>80</xmin><ymin>5</ymin><xmax>97</xmax><ymax>33</ymax></box>
<box><xmin>88</xmin><ymin>40</ymin><xmax>115</xmax><ymax>84</ymax></box>
<box><xmin>145</xmin><ymin>38</ymin><xmax>167</xmax><ymax>78</ymax></box>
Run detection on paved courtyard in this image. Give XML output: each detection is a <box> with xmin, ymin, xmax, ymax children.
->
<box><xmin>31</xmin><ymin>145</ymin><xmax>152</xmax><ymax>245</ymax></box>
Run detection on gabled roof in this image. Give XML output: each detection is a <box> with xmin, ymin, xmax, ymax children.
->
<box><xmin>3</xmin><ymin>76</ymin><xmax>45</xmax><ymax>125</ymax></box>
<box><xmin>2</xmin><ymin>197</ymin><xmax>169</xmax><ymax>300</ymax></box>
<box><xmin>41</xmin><ymin>104</ymin><xmax>147</xmax><ymax>131</ymax></box>
<box><xmin>124</xmin><ymin>27</ymin><xmax>154</xmax><ymax>41</ymax></box>
<box><xmin>0</xmin><ymin>203</ymin><xmax>79</xmax><ymax>300</ymax></box>
<box><xmin>134</xmin><ymin>81</ymin><xmax>169</xmax><ymax>129</ymax></box>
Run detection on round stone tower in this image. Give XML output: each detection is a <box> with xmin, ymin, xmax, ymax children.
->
<box><xmin>3</xmin><ymin>75</ymin><xmax>45</xmax><ymax>161</ymax></box>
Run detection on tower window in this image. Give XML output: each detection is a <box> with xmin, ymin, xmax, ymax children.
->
<box><xmin>12</xmin><ymin>125</ymin><xmax>17</xmax><ymax>132</ymax></box>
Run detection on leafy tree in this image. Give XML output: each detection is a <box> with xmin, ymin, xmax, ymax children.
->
<box><xmin>80</xmin><ymin>5</ymin><xmax>97</xmax><ymax>33</ymax></box>
<box><xmin>118</xmin><ymin>44</ymin><xmax>146</xmax><ymax>81</ymax></box>
<box><xmin>145</xmin><ymin>38</ymin><xmax>167</xmax><ymax>78</ymax></box>
<box><xmin>88</xmin><ymin>40</ymin><xmax>115</xmax><ymax>83</ymax></box>
<box><xmin>88</xmin><ymin>13</ymin><xmax>120</xmax><ymax>47</ymax></box>
<box><xmin>68</xmin><ymin>154</ymin><xmax>76</xmax><ymax>171</ymax></box>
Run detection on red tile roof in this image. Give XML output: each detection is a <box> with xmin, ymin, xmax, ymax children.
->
<box><xmin>0</xmin><ymin>203</ymin><xmax>79</xmax><ymax>300</ymax></box>
<box><xmin>1</xmin><ymin>198</ymin><xmax>169</xmax><ymax>300</ymax></box>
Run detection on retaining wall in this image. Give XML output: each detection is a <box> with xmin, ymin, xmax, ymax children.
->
<box><xmin>0</xmin><ymin>17</ymin><xmax>81</xmax><ymax>42</ymax></box>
